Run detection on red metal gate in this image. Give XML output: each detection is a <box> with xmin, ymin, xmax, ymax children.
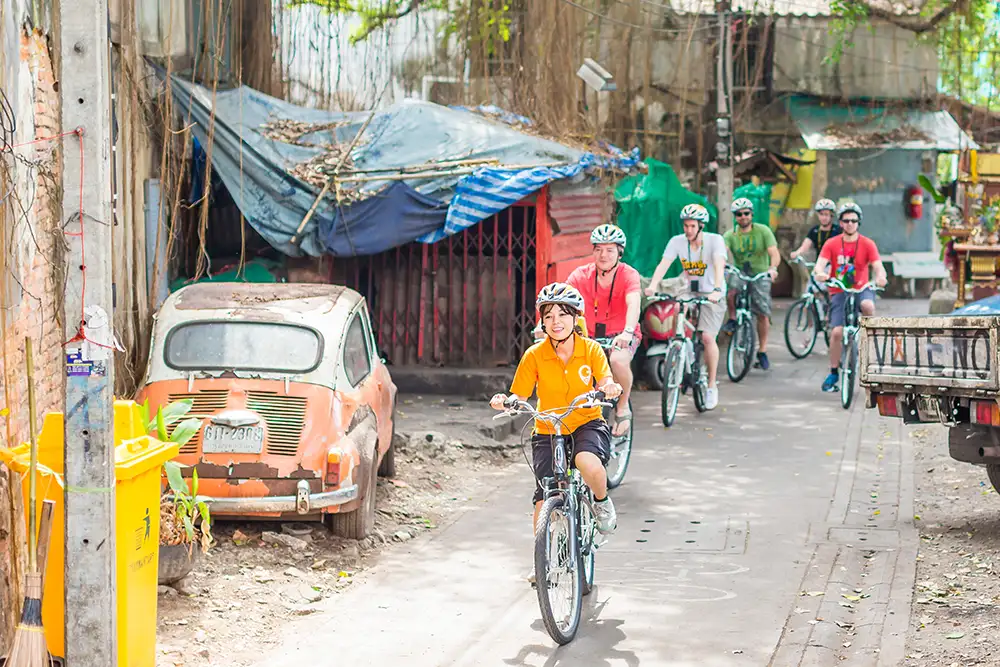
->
<box><xmin>330</xmin><ymin>205</ymin><xmax>538</xmax><ymax>367</ymax></box>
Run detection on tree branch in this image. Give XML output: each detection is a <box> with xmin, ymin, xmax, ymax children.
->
<box><xmin>858</xmin><ymin>0</ymin><xmax>967</xmax><ymax>34</ymax></box>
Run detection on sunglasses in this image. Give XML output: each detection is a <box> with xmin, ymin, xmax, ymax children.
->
<box><xmin>840</xmin><ymin>218</ymin><xmax>860</xmax><ymax>224</ymax></box>
<box><xmin>735</xmin><ymin>211</ymin><xmax>753</xmax><ymax>217</ymax></box>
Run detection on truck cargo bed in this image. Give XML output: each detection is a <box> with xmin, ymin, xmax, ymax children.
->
<box><xmin>859</xmin><ymin>315</ymin><xmax>999</xmax><ymax>394</ymax></box>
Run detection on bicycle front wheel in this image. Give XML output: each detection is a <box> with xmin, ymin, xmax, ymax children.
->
<box><xmin>660</xmin><ymin>343</ymin><xmax>684</xmax><ymax>427</ymax></box>
<box><xmin>605</xmin><ymin>398</ymin><xmax>633</xmax><ymax>490</ymax></box>
<box><xmin>784</xmin><ymin>298</ymin><xmax>818</xmax><ymax>359</ymax></box>
<box><xmin>727</xmin><ymin>315</ymin><xmax>754</xmax><ymax>383</ymax></box>
<box><xmin>534</xmin><ymin>495</ymin><xmax>583</xmax><ymax>645</ymax></box>
<box><xmin>841</xmin><ymin>334</ymin><xmax>858</xmax><ymax>410</ymax></box>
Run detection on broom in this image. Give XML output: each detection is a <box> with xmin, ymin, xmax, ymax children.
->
<box><xmin>2</xmin><ymin>337</ymin><xmax>51</xmax><ymax>667</ymax></box>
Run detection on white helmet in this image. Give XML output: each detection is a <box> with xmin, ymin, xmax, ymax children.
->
<box><xmin>590</xmin><ymin>224</ymin><xmax>627</xmax><ymax>248</ymax></box>
<box><xmin>536</xmin><ymin>282</ymin><xmax>585</xmax><ymax>314</ymax></box>
<box><xmin>837</xmin><ymin>202</ymin><xmax>863</xmax><ymax>223</ymax></box>
<box><xmin>731</xmin><ymin>197</ymin><xmax>754</xmax><ymax>213</ymax></box>
<box><xmin>680</xmin><ymin>203</ymin><xmax>710</xmax><ymax>225</ymax></box>
<box><xmin>814</xmin><ymin>198</ymin><xmax>836</xmax><ymax>213</ymax></box>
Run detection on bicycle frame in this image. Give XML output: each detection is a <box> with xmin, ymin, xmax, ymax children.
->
<box><xmin>499</xmin><ymin>394</ymin><xmax>609</xmax><ymax>564</ymax></box>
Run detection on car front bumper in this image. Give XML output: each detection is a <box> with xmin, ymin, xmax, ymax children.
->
<box><xmin>196</xmin><ymin>480</ymin><xmax>360</xmax><ymax>515</ymax></box>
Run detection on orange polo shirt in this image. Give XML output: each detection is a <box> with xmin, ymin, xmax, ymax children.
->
<box><xmin>510</xmin><ymin>334</ymin><xmax>613</xmax><ymax>435</ymax></box>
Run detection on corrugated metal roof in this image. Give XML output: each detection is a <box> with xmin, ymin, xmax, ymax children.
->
<box><xmin>789</xmin><ymin>99</ymin><xmax>980</xmax><ymax>151</ymax></box>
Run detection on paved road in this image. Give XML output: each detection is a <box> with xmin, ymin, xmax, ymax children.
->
<box><xmin>253</xmin><ymin>300</ymin><xmax>921</xmax><ymax>667</ymax></box>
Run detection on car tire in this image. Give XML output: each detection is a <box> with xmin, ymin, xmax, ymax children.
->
<box><xmin>988</xmin><ymin>464</ymin><xmax>1000</xmax><ymax>495</ymax></box>
<box><xmin>329</xmin><ymin>447</ymin><xmax>378</xmax><ymax>540</ymax></box>
<box><xmin>378</xmin><ymin>440</ymin><xmax>396</xmax><ymax>478</ymax></box>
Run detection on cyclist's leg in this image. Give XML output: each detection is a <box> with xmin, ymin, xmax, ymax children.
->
<box><xmin>608</xmin><ymin>337</ymin><xmax>638</xmax><ymax>435</ymax></box>
<box><xmin>571</xmin><ymin>420</ymin><xmax>615</xmax><ymax>532</ymax></box>
<box><xmin>824</xmin><ymin>293</ymin><xmax>848</xmax><ymax>390</ymax></box>
<box><xmin>531</xmin><ymin>434</ymin><xmax>553</xmax><ymax>532</ymax></box>
<box><xmin>753</xmin><ymin>277</ymin><xmax>773</xmax><ymax>353</ymax></box>
<box><xmin>859</xmin><ymin>287</ymin><xmax>876</xmax><ymax>316</ymax></box>
<box><xmin>698</xmin><ymin>301</ymin><xmax>725</xmax><ymax>387</ymax></box>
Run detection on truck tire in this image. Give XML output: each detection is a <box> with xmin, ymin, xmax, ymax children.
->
<box><xmin>988</xmin><ymin>465</ymin><xmax>1000</xmax><ymax>495</ymax></box>
<box><xmin>329</xmin><ymin>448</ymin><xmax>378</xmax><ymax>539</ymax></box>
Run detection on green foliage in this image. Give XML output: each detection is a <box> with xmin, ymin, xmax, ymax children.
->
<box><xmin>825</xmin><ymin>0</ymin><xmax>870</xmax><ymax>66</ymax></box>
<box><xmin>828</xmin><ymin>0</ymin><xmax>1000</xmax><ymax>107</ymax></box>
<box><xmin>288</xmin><ymin>0</ymin><xmax>512</xmax><ymax>51</ymax></box>
<box><xmin>918</xmin><ymin>174</ymin><xmax>947</xmax><ymax>204</ymax></box>
<box><xmin>145</xmin><ymin>398</ymin><xmax>213</xmax><ymax>551</ymax></box>
<box><xmin>936</xmin><ymin>0</ymin><xmax>1000</xmax><ymax>106</ymax></box>
<box><xmin>289</xmin><ymin>0</ymin><xmax>452</xmax><ymax>44</ymax></box>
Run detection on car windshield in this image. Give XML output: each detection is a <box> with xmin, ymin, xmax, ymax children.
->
<box><xmin>164</xmin><ymin>321</ymin><xmax>322</xmax><ymax>373</ymax></box>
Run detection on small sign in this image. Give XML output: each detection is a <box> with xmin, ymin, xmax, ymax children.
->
<box><xmin>66</xmin><ymin>350</ymin><xmax>93</xmax><ymax>377</ymax></box>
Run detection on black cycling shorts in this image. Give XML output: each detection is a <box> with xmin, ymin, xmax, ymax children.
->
<box><xmin>530</xmin><ymin>419</ymin><xmax>610</xmax><ymax>503</ymax></box>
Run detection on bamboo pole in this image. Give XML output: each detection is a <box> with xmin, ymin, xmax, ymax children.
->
<box><xmin>290</xmin><ymin>109</ymin><xmax>377</xmax><ymax>246</ymax></box>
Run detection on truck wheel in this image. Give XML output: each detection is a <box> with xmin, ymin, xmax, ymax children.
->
<box><xmin>329</xmin><ymin>449</ymin><xmax>378</xmax><ymax>539</ymax></box>
<box><xmin>987</xmin><ymin>465</ymin><xmax>1000</xmax><ymax>495</ymax></box>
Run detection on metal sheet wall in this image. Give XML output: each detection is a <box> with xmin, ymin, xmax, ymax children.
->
<box><xmin>330</xmin><ymin>206</ymin><xmax>537</xmax><ymax>367</ymax></box>
<box><xmin>824</xmin><ymin>149</ymin><xmax>935</xmax><ymax>254</ymax></box>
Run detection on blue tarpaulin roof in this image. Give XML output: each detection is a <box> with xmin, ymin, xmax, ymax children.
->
<box><xmin>169</xmin><ymin>78</ymin><xmax>638</xmax><ymax>257</ymax></box>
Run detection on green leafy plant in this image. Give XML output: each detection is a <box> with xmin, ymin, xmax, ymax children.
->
<box><xmin>141</xmin><ymin>399</ymin><xmax>213</xmax><ymax>553</ymax></box>
<box><xmin>918</xmin><ymin>174</ymin><xmax>947</xmax><ymax>205</ymax></box>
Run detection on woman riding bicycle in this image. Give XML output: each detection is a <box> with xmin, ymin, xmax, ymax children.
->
<box><xmin>813</xmin><ymin>202</ymin><xmax>888</xmax><ymax>392</ymax></box>
<box><xmin>490</xmin><ymin>282</ymin><xmax>622</xmax><ymax>537</ymax></box>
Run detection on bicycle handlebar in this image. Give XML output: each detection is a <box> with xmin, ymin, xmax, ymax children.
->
<box><xmin>791</xmin><ymin>256</ymin><xmax>816</xmax><ymax>268</ymax></box>
<box><xmin>649</xmin><ymin>293</ymin><xmax>713</xmax><ymax>306</ymax></box>
<box><xmin>725</xmin><ymin>265</ymin><xmax>771</xmax><ymax>282</ymax></box>
<box><xmin>823</xmin><ymin>278</ymin><xmax>883</xmax><ymax>294</ymax></box>
<box><xmin>497</xmin><ymin>391</ymin><xmax>611</xmax><ymax>424</ymax></box>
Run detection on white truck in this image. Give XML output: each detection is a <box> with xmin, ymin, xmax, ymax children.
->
<box><xmin>859</xmin><ymin>315</ymin><xmax>1000</xmax><ymax>490</ymax></box>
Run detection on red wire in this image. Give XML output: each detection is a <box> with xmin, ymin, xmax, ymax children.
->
<box><xmin>19</xmin><ymin>128</ymin><xmax>116</xmax><ymax>350</ymax></box>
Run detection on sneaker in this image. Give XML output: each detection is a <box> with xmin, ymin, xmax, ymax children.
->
<box><xmin>705</xmin><ymin>384</ymin><xmax>719</xmax><ymax>410</ymax></box>
<box><xmin>527</xmin><ymin>571</ymin><xmax>536</xmax><ymax>587</ymax></box>
<box><xmin>721</xmin><ymin>319</ymin><xmax>737</xmax><ymax>335</ymax></box>
<box><xmin>821</xmin><ymin>372</ymin><xmax>839</xmax><ymax>392</ymax></box>
<box><xmin>593</xmin><ymin>497</ymin><xmax>618</xmax><ymax>535</ymax></box>
<box><xmin>757</xmin><ymin>352</ymin><xmax>770</xmax><ymax>371</ymax></box>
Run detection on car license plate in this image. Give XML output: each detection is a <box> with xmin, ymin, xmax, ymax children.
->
<box><xmin>202</xmin><ymin>425</ymin><xmax>264</xmax><ymax>454</ymax></box>
<box><xmin>915</xmin><ymin>395</ymin><xmax>943</xmax><ymax>422</ymax></box>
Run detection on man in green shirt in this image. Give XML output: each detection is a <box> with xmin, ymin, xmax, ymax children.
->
<box><xmin>722</xmin><ymin>198</ymin><xmax>781</xmax><ymax>370</ymax></box>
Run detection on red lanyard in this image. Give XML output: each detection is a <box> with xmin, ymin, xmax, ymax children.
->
<box><xmin>593</xmin><ymin>265</ymin><xmax>619</xmax><ymax>321</ymax></box>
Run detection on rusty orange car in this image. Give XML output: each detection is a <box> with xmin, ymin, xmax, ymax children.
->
<box><xmin>137</xmin><ymin>282</ymin><xmax>396</xmax><ymax>539</ymax></box>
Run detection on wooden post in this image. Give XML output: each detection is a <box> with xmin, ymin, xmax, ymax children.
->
<box><xmin>58</xmin><ymin>0</ymin><xmax>118</xmax><ymax>664</ymax></box>
<box><xmin>716</xmin><ymin>4</ymin><xmax>734</xmax><ymax>234</ymax></box>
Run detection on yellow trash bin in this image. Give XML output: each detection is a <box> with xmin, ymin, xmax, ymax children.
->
<box><xmin>0</xmin><ymin>400</ymin><xmax>179</xmax><ymax>666</ymax></box>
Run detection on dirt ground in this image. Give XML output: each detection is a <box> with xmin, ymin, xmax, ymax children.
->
<box><xmin>156</xmin><ymin>395</ymin><xmax>524</xmax><ymax>667</ymax></box>
<box><xmin>904</xmin><ymin>426</ymin><xmax>1000</xmax><ymax>666</ymax></box>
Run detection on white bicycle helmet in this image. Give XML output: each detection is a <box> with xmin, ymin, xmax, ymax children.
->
<box><xmin>680</xmin><ymin>203</ymin><xmax>710</xmax><ymax>225</ymax></box>
<box><xmin>814</xmin><ymin>198</ymin><xmax>836</xmax><ymax>213</ymax></box>
<box><xmin>837</xmin><ymin>202</ymin><xmax>863</xmax><ymax>223</ymax></box>
<box><xmin>536</xmin><ymin>282</ymin><xmax>585</xmax><ymax>314</ymax></box>
<box><xmin>731</xmin><ymin>197</ymin><xmax>754</xmax><ymax>213</ymax></box>
<box><xmin>590</xmin><ymin>223</ymin><xmax>627</xmax><ymax>248</ymax></box>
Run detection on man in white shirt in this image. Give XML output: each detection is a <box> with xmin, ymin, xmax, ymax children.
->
<box><xmin>645</xmin><ymin>203</ymin><xmax>727</xmax><ymax>409</ymax></box>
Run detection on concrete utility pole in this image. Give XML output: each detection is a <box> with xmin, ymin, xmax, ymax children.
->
<box><xmin>715</xmin><ymin>2</ymin><xmax>734</xmax><ymax>234</ymax></box>
<box><xmin>58</xmin><ymin>0</ymin><xmax>118</xmax><ymax>664</ymax></box>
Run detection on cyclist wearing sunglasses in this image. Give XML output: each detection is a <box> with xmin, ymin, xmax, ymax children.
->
<box><xmin>813</xmin><ymin>202</ymin><xmax>887</xmax><ymax>392</ymax></box>
<box><xmin>722</xmin><ymin>198</ymin><xmax>780</xmax><ymax>370</ymax></box>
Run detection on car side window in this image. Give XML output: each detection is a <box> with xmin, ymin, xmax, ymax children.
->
<box><xmin>344</xmin><ymin>314</ymin><xmax>372</xmax><ymax>387</ymax></box>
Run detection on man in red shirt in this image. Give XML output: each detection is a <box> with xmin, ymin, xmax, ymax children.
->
<box><xmin>566</xmin><ymin>224</ymin><xmax>642</xmax><ymax>436</ymax></box>
<box><xmin>813</xmin><ymin>202</ymin><xmax>887</xmax><ymax>392</ymax></box>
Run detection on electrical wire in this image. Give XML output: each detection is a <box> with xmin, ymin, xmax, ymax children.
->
<box><xmin>0</xmin><ymin>86</ymin><xmax>15</xmax><ymax>154</ymax></box>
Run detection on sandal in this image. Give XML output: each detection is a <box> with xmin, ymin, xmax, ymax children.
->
<box><xmin>612</xmin><ymin>411</ymin><xmax>632</xmax><ymax>438</ymax></box>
